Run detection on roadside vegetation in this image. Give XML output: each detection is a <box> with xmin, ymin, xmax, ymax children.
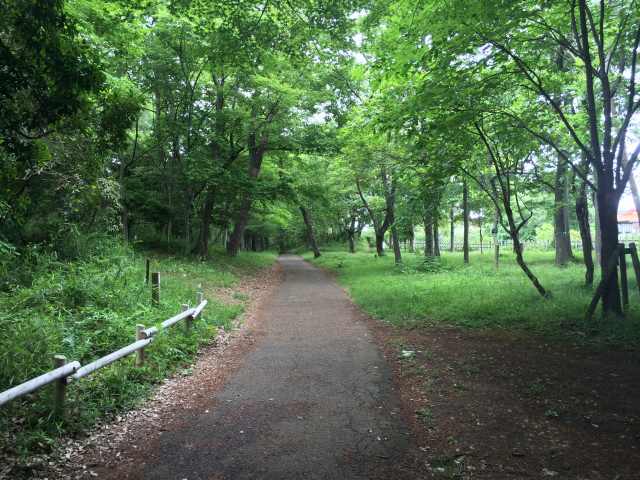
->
<box><xmin>0</xmin><ymin>238</ymin><xmax>275</xmax><ymax>457</ymax></box>
<box><xmin>309</xmin><ymin>248</ymin><xmax>640</xmax><ymax>348</ymax></box>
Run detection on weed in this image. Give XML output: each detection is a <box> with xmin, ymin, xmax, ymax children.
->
<box><xmin>0</xmin><ymin>245</ymin><xmax>276</xmax><ymax>456</ymax></box>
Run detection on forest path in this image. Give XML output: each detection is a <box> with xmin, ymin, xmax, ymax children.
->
<box><xmin>118</xmin><ymin>255</ymin><xmax>421</xmax><ymax>479</ymax></box>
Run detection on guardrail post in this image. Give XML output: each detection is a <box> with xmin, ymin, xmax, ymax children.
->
<box><xmin>182</xmin><ymin>304</ymin><xmax>192</xmax><ymax>332</ymax></box>
<box><xmin>136</xmin><ymin>325</ymin><xmax>146</xmax><ymax>367</ymax></box>
<box><xmin>53</xmin><ymin>355</ymin><xmax>67</xmax><ymax>418</ymax></box>
<box><xmin>151</xmin><ymin>272</ymin><xmax>160</xmax><ymax>306</ymax></box>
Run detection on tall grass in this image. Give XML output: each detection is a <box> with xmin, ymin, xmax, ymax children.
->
<box><xmin>308</xmin><ymin>248</ymin><xmax>640</xmax><ymax>347</ymax></box>
<box><xmin>0</xmin><ymin>242</ymin><xmax>275</xmax><ymax>456</ymax></box>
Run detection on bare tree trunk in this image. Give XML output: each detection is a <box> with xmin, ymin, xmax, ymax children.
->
<box><xmin>391</xmin><ymin>224</ymin><xmax>402</xmax><ymax>264</ymax></box>
<box><xmin>592</xmin><ymin>189</ymin><xmax>602</xmax><ymax>264</ymax></box>
<box><xmin>596</xmin><ymin>172</ymin><xmax>622</xmax><ymax>316</ymax></box>
<box><xmin>575</xmin><ymin>175</ymin><xmax>594</xmax><ymax>286</ymax></box>
<box><xmin>449</xmin><ymin>207</ymin><xmax>455</xmax><ymax>252</ymax></box>
<box><xmin>424</xmin><ymin>216</ymin><xmax>434</xmax><ymax>256</ymax></box>
<box><xmin>463</xmin><ymin>179</ymin><xmax>470</xmax><ymax>264</ymax></box>
<box><xmin>408</xmin><ymin>226</ymin><xmax>415</xmax><ymax>253</ymax></box>
<box><xmin>227</xmin><ymin>130</ymin><xmax>266</xmax><ymax>257</ymax></box>
<box><xmin>375</xmin><ymin>233</ymin><xmax>385</xmax><ymax>256</ymax></box>
<box><xmin>300</xmin><ymin>206</ymin><xmax>321</xmax><ymax>258</ymax></box>
<box><xmin>227</xmin><ymin>197</ymin><xmax>252</xmax><ymax>257</ymax></box>
<box><xmin>348</xmin><ymin>234</ymin><xmax>355</xmax><ymax>253</ymax></box>
<box><xmin>554</xmin><ymin>157</ymin><xmax>574</xmax><ymax>265</ymax></box>
<box><xmin>434</xmin><ymin>217</ymin><xmax>441</xmax><ymax>256</ymax></box>
<box><xmin>514</xmin><ymin>239</ymin><xmax>549</xmax><ymax>297</ymax></box>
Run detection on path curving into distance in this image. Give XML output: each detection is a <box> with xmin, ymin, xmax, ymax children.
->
<box><xmin>122</xmin><ymin>255</ymin><xmax>422</xmax><ymax>479</ymax></box>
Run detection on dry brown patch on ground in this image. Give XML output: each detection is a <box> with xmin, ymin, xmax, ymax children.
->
<box><xmin>366</xmin><ymin>320</ymin><xmax>640</xmax><ymax>479</ymax></box>
<box><xmin>34</xmin><ymin>262</ymin><xmax>282</xmax><ymax>480</ymax></box>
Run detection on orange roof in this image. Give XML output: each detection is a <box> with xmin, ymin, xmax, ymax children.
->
<box><xmin>618</xmin><ymin>209</ymin><xmax>639</xmax><ymax>223</ymax></box>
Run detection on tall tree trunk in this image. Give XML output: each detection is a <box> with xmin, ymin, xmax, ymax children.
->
<box><xmin>300</xmin><ymin>206</ymin><xmax>321</xmax><ymax>258</ymax></box>
<box><xmin>408</xmin><ymin>227</ymin><xmax>415</xmax><ymax>253</ymax></box>
<box><xmin>575</xmin><ymin>178</ymin><xmax>594</xmax><ymax>285</ymax></box>
<box><xmin>463</xmin><ymin>179</ymin><xmax>470</xmax><ymax>264</ymax></box>
<box><xmin>554</xmin><ymin>157</ymin><xmax>574</xmax><ymax>265</ymax></box>
<box><xmin>375</xmin><ymin>233</ymin><xmax>385</xmax><ymax>256</ymax></box>
<box><xmin>424</xmin><ymin>216</ymin><xmax>434</xmax><ymax>256</ymax></box>
<box><xmin>227</xmin><ymin>197</ymin><xmax>251</xmax><ymax>256</ymax></box>
<box><xmin>391</xmin><ymin>224</ymin><xmax>402</xmax><ymax>264</ymax></box>
<box><xmin>596</xmin><ymin>172</ymin><xmax>622</xmax><ymax>316</ymax></box>
<box><xmin>227</xmin><ymin>130</ymin><xmax>267</xmax><ymax>257</ymax></box>
<box><xmin>434</xmin><ymin>217</ymin><xmax>441</xmax><ymax>256</ymax></box>
<box><xmin>449</xmin><ymin>207</ymin><xmax>455</xmax><ymax>252</ymax></box>
<box><xmin>592</xmin><ymin>189</ymin><xmax>602</xmax><ymax>264</ymax></box>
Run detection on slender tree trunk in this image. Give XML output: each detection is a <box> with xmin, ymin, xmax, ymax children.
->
<box><xmin>575</xmin><ymin>178</ymin><xmax>594</xmax><ymax>286</ymax></box>
<box><xmin>300</xmin><ymin>206</ymin><xmax>321</xmax><ymax>258</ymax></box>
<box><xmin>554</xmin><ymin>157</ymin><xmax>574</xmax><ymax>265</ymax></box>
<box><xmin>592</xmin><ymin>189</ymin><xmax>602</xmax><ymax>264</ymax></box>
<box><xmin>348</xmin><ymin>234</ymin><xmax>355</xmax><ymax>253</ymax></box>
<box><xmin>391</xmin><ymin>224</ymin><xmax>402</xmax><ymax>264</ymax></box>
<box><xmin>434</xmin><ymin>217</ymin><xmax>441</xmax><ymax>257</ymax></box>
<box><xmin>514</xmin><ymin>239</ymin><xmax>549</xmax><ymax>297</ymax></box>
<box><xmin>408</xmin><ymin>227</ymin><xmax>415</xmax><ymax>253</ymax></box>
<box><xmin>449</xmin><ymin>207</ymin><xmax>455</xmax><ymax>252</ymax></box>
<box><xmin>463</xmin><ymin>179</ymin><xmax>470</xmax><ymax>264</ymax></box>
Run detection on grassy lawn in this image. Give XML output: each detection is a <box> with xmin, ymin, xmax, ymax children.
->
<box><xmin>307</xmin><ymin>248</ymin><xmax>640</xmax><ymax>347</ymax></box>
<box><xmin>0</xmin><ymin>244</ymin><xmax>276</xmax><ymax>456</ymax></box>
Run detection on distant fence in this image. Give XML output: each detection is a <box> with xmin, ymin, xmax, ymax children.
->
<box><xmin>406</xmin><ymin>238</ymin><xmax>640</xmax><ymax>253</ymax></box>
<box><xmin>0</xmin><ymin>267</ymin><xmax>208</xmax><ymax>417</ymax></box>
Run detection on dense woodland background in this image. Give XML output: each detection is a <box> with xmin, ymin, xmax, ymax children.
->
<box><xmin>2</xmin><ymin>0</ymin><xmax>640</xmax><ymax>465</ymax></box>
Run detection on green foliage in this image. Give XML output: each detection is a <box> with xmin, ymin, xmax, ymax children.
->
<box><xmin>0</xmin><ymin>241</ymin><xmax>275</xmax><ymax>456</ymax></box>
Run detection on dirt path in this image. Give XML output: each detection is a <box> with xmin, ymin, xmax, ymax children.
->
<box><xmin>101</xmin><ymin>255</ymin><xmax>423</xmax><ymax>479</ymax></box>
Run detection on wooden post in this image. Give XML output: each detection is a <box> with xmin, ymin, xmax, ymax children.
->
<box><xmin>136</xmin><ymin>325</ymin><xmax>145</xmax><ymax>367</ymax></box>
<box><xmin>629</xmin><ymin>243</ymin><xmax>640</xmax><ymax>294</ymax></box>
<box><xmin>145</xmin><ymin>259</ymin><xmax>150</xmax><ymax>284</ymax></box>
<box><xmin>182</xmin><ymin>304</ymin><xmax>192</xmax><ymax>332</ymax></box>
<box><xmin>619</xmin><ymin>243</ymin><xmax>629</xmax><ymax>310</ymax></box>
<box><xmin>53</xmin><ymin>355</ymin><xmax>67</xmax><ymax>418</ymax></box>
<box><xmin>196</xmin><ymin>291</ymin><xmax>204</xmax><ymax>305</ymax></box>
<box><xmin>494</xmin><ymin>243</ymin><xmax>499</xmax><ymax>269</ymax></box>
<box><xmin>151</xmin><ymin>272</ymin><xmax>160</xmax><ymax>306</ymax></box>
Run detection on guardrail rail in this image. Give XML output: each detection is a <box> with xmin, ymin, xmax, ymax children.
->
<box><xmin>0</xmin><ymin>289</ymin><xmax>208</xmax><ymax>417</ymax></box>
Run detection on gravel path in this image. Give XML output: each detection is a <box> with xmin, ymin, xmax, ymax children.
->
<box><xmin>109</xmin><ymin>255</ymin><xmax>422</xmax><ymax>479</ymax></box>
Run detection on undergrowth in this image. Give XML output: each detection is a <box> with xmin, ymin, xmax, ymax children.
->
<box><xmin>0</xmin><ymin>239</ymin><xmax>275</xmax><ymax>457</ymax></box>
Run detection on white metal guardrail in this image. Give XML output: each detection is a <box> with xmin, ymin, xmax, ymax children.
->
<box><xmin>0</xmin><ymin>292</ymin><xmax>208</xmax><ymax>416</ymax></box>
